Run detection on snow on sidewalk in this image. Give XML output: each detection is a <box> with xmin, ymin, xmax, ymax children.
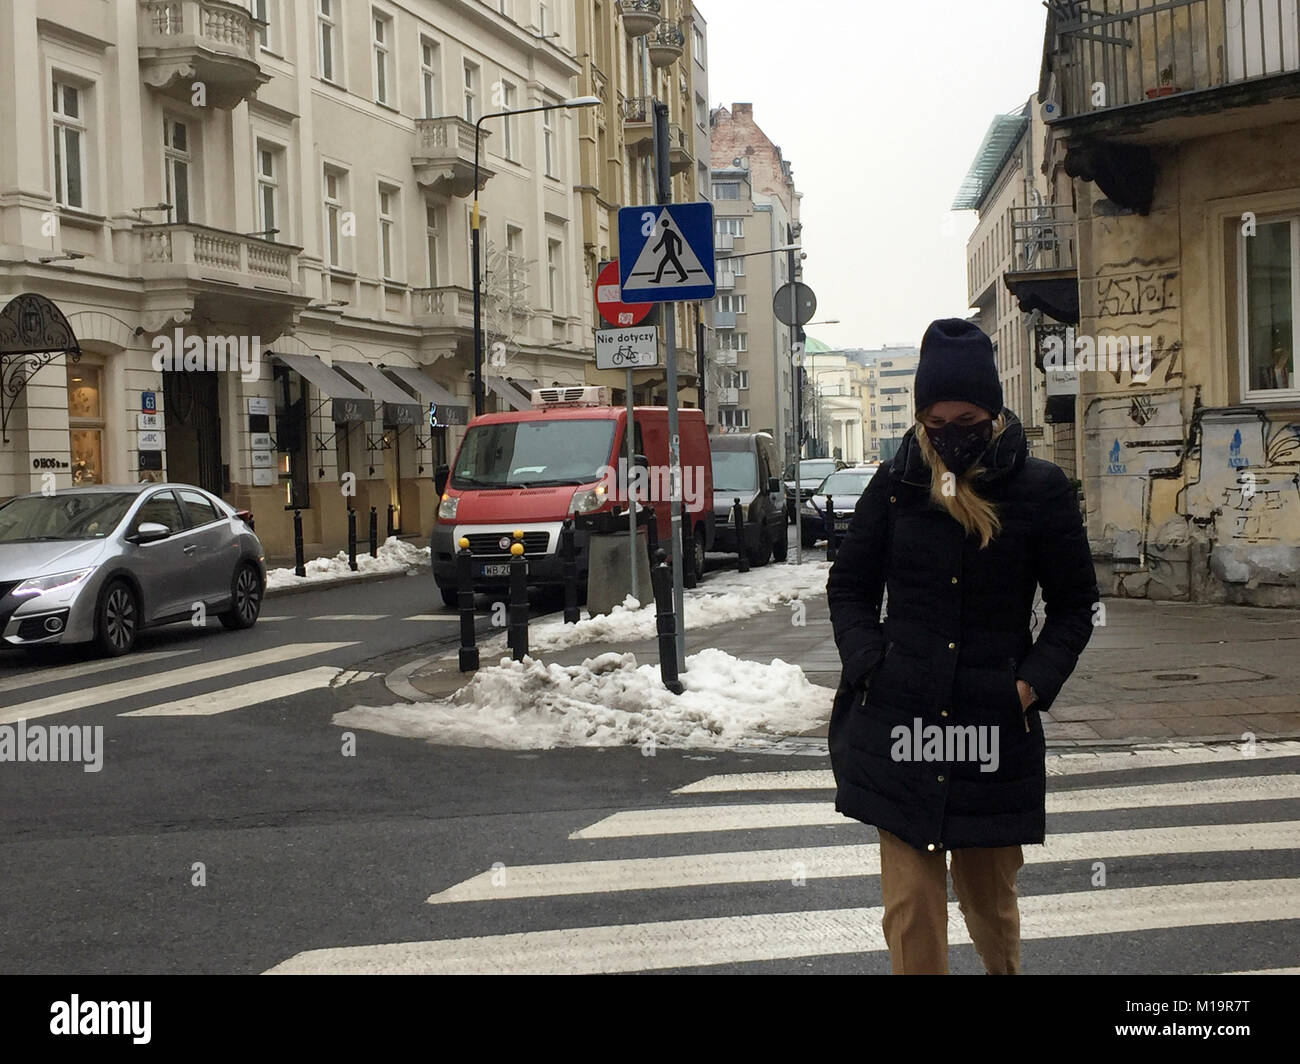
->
<box><xmin>334</xmin><ymin>647</ymin><xmax>831</xmax><ymax>750</ymax></box>
<box><xmin>264</xmin><ymin>536</ymin><xmax>430</xmax><ymax>591</ymax></box>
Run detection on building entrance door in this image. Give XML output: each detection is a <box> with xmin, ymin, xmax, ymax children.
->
<box><xmin>163</xmin><ymin>370</ymin><xmax>222</xmax><ymax>493</ymax></box>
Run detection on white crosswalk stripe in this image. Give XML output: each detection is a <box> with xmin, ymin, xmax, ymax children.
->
<box><xmin>0</xmin><ymin>643</ymin><xmax>357</xmax><ymax>724</ymax></box>
<box><xmin>120</xmin><ymin>666</ymin><xmax>344</xmax><ymax>717</ymax></box>
<box><xmin>266</xmin><ymin>746</ymin><xmax>1300</xmax><ymax>975</ymax></box>
<box><xmin>0</xmin><ymin>648</ymin><xmax>198</xmax><ymax>694</ymax></box>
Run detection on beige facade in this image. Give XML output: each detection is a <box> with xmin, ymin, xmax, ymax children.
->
<box><xmin>1039</xmin><ymin>0</ymin><xmax>1300</xmax><ymax>605</ymax></box>
<box><xmin>802</xmin><ymin>345</ymin><xmax>868</xmax><ymax>463</ymax></box>
<box><xmin>709</xmin><ymin>103</ymin><xmax>801</xmax><ymax>465</ymax></box>
<box><xmin>572</xmin><ymin>0</ymin><xmax>710</xmax><ymax>404</ymax></box>
<box><xmin>0</xmin><ymin>0</ymin><xmax>596</xmax><ymax>558</ymax></box>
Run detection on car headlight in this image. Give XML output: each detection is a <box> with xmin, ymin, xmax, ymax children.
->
<box><xmin>12</xmin><ymin>568</ymin><xmax>95</xmax><ymax>597</ymax></box>
<box><xmin>437</xmin><ymin>494</ymin><xmax>458</xmax><ymax>520</ymax></box>
<box><xmin>571</xmin><ymin>485</ymin><xmax>607</xmax><ymax>514</ymax></box>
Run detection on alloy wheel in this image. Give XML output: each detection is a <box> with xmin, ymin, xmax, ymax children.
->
<box><xmin>104</xmin><ymin>586</ymin><xmax>136</xmax><ymax>651</ymax></box>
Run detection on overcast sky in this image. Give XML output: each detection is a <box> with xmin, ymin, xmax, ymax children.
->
<box><xmin>703</xmin><ymin>0</ymin><xmax>1047</xmax><ymax>351</ymax></box>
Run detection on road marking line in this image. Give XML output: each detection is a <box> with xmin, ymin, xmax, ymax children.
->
<box><xmin>0</xmin><ymin>643</ymin><xmax>357</xmax><ymax>724</ymax></box>
<box><xmin>427</xmin><ymin>821</ymin><xmax>1300</xmax><ymax>903</ymax></box>
<box><xmin>257</xmin><ymin>616</ymin><xmax>292</xmax><ymax>622</ymax></box>
<box><xmin>674</xmin><ymin>744</ymin><xmax>1300</xmax><ymax>793</ymax></box>
<box><xmin>313</xmin><ymin>615</ymin><xmax>387</xmax><ymax>621</ymax></box>
<box><xmin>266</xmin><ymin>877</ymin><xmax>1300</xmax><ymax>974</ymax></box>
<box><xmin>574</xmin><ymin>774</ymin><xmax>1300</xmax><ymax>839</ymax></box>
<box><xmin>120</xmin><ymin>667</ymin><xmax>343</xmax><ymax>716</ymax></box>
<box><xmin>0</xmin><ymin>648</ymin><xmax>197</xmax><ymax>694</ymax></box>
<box><xmin>403</xmin><ymin>615</ymin><xmax>461</xmax><ymax>622</ymax></box>
<box><xmin>1224</xmin><ymin>967</ymin><xmax>1300</xmax><ymax>975</ymax></box>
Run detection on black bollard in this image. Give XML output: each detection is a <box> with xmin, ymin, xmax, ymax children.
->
<box><xmin>507</xmin><ymin>531</ymin><xmax>528</xmax><ymax>660</ymax></box>
<box><xmin>386</xmin><ymin>503</ymin><xmax>396</xmax><ymax>538</ymax></box>
<box><xmin>645</xmin><ymin>506</ymin><xmax>659</xmax><ymax>565</ymax></box>
<box><xmin>732</xmin><ymin>497</ymin><xmax>749</xmax><ymax>574</ymax></box>
<box><xmin>293</xmin><ymin>508</ymin><xmax>306</xmax><ymax>577</ymax></box>
<box><xmin>347</xmin><ymin>507</ymin><xmax>358</xmax><ymax>571</ymax></box>
<box><xmin>825</xmin><ymin>494</ymin><xmax>838</xmax><ymax>562</ymax></box>
<box><xmin>560</xmin><ymin>516</ymin><xmax>580</xmax><ymax>624</ymax></box>
<box><xmin>651</xmin><ymin>549</ymin><xmax>684</xmax><ymax>695</ymax></box>
<box><xmin>368</xmin><ymin>506</ymin><xmax>378</xmax><ymax>557</ymax></box>
<box><xmin>456</xmin><ymin>536</ymin><xmax>479</xmax><ymax>672</ymax></box>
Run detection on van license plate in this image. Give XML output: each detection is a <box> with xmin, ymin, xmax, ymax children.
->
<box><xmin>480</xmin><ymin>563</ymin><xmax>516</xmax><ymax>577</ymax></box>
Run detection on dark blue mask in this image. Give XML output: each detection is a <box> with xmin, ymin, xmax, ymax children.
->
<box><xmin>924</xmin><ymin>419</ymin><xmax>994</xmax><ymax>476</ymax></box>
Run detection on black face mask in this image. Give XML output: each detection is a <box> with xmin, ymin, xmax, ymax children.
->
<box><xmin>924</xmin><ymin>418</ymin><xmax>994</xmax><ymax>476</ymax></box>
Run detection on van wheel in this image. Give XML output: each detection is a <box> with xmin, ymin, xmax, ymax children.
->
<box><xmin>438</xmin><ymin>585</ymin><xmax>459</xmax><ymax>609</ymax></box>
<box><xmin>219</xmin><ymin>562</ymin><xmax>263</xmax><ymax>630</ymax></box>
<box><xmin>772</xmin><ymin>524</ymin><xmax>789</xmax><ymax>562</ymax></box>
<box><xmin>747</xmin><ymin>526</ymin><xmax>772</xmax><ymax>567</ymax></box>
<box><xmin>95</xmin><ymin>579</ymin><xmax>139</xmax><ymax>657</ymax></box>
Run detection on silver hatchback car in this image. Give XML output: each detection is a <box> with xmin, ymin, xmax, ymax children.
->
<box><xmin>0</xmin><ymin>484</ymin><xmax>265</xmax><ymax>656</ymax></box>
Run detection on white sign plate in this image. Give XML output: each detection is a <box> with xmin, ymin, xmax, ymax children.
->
<box><xmin>251</xmin><ymin>432</ymin><xmax>273</xmax><ymax>450</ymax></box>
<box><xmin>251</xmin><ymin>450</ymin><xmax>274</xmax><ymax>468</ymax></box>
<box><xmin>247</xmin><ymin>397</ymin><xmax>270</xmax><ymax>415</ymax></box>
<box><xmin>138</xmin><ymin>413</ymin><xmax>160</xmax><ymax>431</ymax></box>
<box><xmin>595</xmin><ymin>327</ymin><xmax>659</xmax><ymax>370</ymax></box>
<box><xmin>251</xmin><ymin>468</ymin><xmax>275</xmax><ymax>487</ymax></box>
<box><xmin>138</xmin><ymin>430</ymin><xmax>162</xmax><ymax>449</ymax></box>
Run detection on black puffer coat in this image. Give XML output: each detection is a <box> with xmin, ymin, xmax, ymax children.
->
<box><xmin>826</xmin><ymin>410</ymin><xmax>1098</xmax><ymax>851</ymax></box>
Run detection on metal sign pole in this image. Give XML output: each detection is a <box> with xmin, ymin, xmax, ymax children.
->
<box><xmin>626</xmin><ymin>366</ymin><xmax>636</xmax><ymax>601</ymax></box>
<box><xmin>665</xmin><ymin>305</ymin><xmax>685</xmax><ymax>675</ymax></box>
<box><xmin>791</xmin><ymin>249</ymin><xmax>802</xmax><ymax>566</ymax></box>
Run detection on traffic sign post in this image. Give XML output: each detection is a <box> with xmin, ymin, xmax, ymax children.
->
<box><xmin>776</xmin><ymin>272</ymin><xmax>817</xmax><ymax>565</ymax></box>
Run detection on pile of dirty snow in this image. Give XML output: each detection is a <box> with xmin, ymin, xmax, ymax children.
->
<box><xmin>265</xmin><ymin>536</ymin><xmax>429</xmax><ymax>590</ymax></box>
<box><xmin>334</xmin><ymin>647</ymin><xmax>831</xmax><ymax>750</ymax></box>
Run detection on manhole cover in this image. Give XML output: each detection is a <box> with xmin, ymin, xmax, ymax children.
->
<box><xmin>1108</xmin><ymin>665</ymin><xmax>1268</xmax><ymax>690</ymax></box>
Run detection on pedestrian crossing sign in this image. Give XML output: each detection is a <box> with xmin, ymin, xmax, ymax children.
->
<box><xmin>617</xmin><ymin>203</ymin><xmax>716</xmax><ymax>303</ymax></box>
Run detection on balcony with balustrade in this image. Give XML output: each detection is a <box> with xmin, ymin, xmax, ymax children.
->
<box><xmin>411</xmin><ymin>286</ymin><xmax>475</xmax><ymax>337</ymax></box>
<box><xmin>1002</xmin><ymin>204</ymin><xmax>1079</xmax><ymax>324</ymax></box>
<box><xmin>647</xmin><ymin>20</ymin><xmax>685</xmax><ymax>68</ymax></box>
<box><xmin>412</xmin><ymin>118</ymin><xmax>495</xmax><ymax>199</ymax></box>
<box><xmin>622</xmin><ymin>96</ymin><xmax>655</xmax><ymax>155</ymax></box>
<box><xmin>137</xmin><ymin>0</ymin><xmax>269</xmax><ymax>109</ymax></box>
<box><xmin>668</xmin><ymin>121</ymin><xmax>693</xmax><ymax>174</ymax></box>
<box><xmin>619</xmin><ymin>0</ymin><xmax>663</xmax><ymax>37</ymax></box>
<box><xmin>717</xmin><ymin>386</ymin><xmax>740</xmax><ymax>406</ymax></box>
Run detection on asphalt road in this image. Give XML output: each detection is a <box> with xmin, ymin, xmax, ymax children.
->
<box><xmin>1</xmin><ymin>555</ymin><xmax>1297</xmax><ymax>975</ymax></box>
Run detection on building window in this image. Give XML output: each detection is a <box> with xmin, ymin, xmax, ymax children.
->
<box><xmin>506</xmin><ymin>224</ymin><xmax>524</xmax><ymax>276</ymax></box>
<box><xmin>378</xmin><ymin>183</ymin><xmax>398</xmax><ymax>280</ymax></box>
<box><xmin>547</xmin><ymin>238</ymin><xmax>563</xmax><ymax>310</ymax></box>
<box><xmin>67</xmin><ymin>364</ymin><xmax>104</xmax><ymax>485</ymax></box>
<box><xmin>51</xmin><ymin>78</ymin><xmax>85</xmax><ymax>209</ymax></box>
<box><xmin>1240</xmin><ymin>217</ymin><xmax>1299</xmax><ymax>395</ymax></box>
<box><xmin>712</xmin><ymin>182</ymin><xmax>740</xmax><ymax>200</ymax></box>
<box><xmin>715</xmin><ymin>217</ymin><xmax>744</xmax><ymax>237</ymax></box>
<box><xmin>695</xmin><ymin>93</ymin><xmax>707</xmax><ymax>130</ymax></box>
<box><xmin>720</xmin><ymin>408</ymin><xmax>749</xmax><ymax>429</ymax></box>
<box><xmin>425</xmin><ymin>204</ymin><xmax>442</xmax><ymax>285</ymax></box>
<box><xmin>318</xmin><ymin>0</ymin><xmax>338</xmax><ymax>83</ymax></box>
<box><xmin>719</xmin><ymin>331</ymin><xmax>747</xmax><ymax>352</ymax></box>
<box><xmin>256</xmin><ymin>144</ymin><xmax>280</xmax><ymax>238</ymax></box>
<box><xmin>463</xmin><ymin>60</ymin><xmax>480</xmax><ymax>123</ymax></box>
<box><xmin>725</xmin><ymin>369</ymin><xmax>750</xmax><ymax>390</ymax></box>
<box><xmin>252</xmin><ymin>0</ymin><xmax>273</xmax><ymax>50</ymax></box>
<box><xmin>324</xmin><ymin>167</ymin><xmax>347</xmax><ymax>268</ymax></box>
<box><xmin>501</xmin><ymin>80</ymin><xmax>518</xmax><ymax>160</ymax></box>
<box><xmin>372</xmin><ymin>9</ymin><xmax>393</xmax><ymax>105</ymax></box>
<box><xmin>538</xmin><ymin>1</ymin><xmax>551</xmax><ymax>35</ymax></box>
<box><xmin>692</xmin><ymin>24</ymin><xmax>705</xmax><ymax>66</ymax></box>
<box><xmin>420</xmin><ymin>37</ymin><xmax>439</xmax><ymax>118</ymax></box>
<box><xmin>716</xmin><ymin>294</ymin><xmax>746</xmax><ymax>314</ymax></box>
<box><xmin>163</xmin><ymin>118</ymin><xmax>191</xmax><ymax>223</ymax></box>
<box><xmin>542</xmin><ymin>105</ymin><xmax>556</xmax><ymax>177</ymax></box>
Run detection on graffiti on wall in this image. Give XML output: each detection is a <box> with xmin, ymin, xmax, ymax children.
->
<box><xmin>1095</xmin><ymin>270</ymin><xmax>1178</xmax><ymax>318</ymax></box>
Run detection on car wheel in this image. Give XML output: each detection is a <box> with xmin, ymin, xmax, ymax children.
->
<box><xmin>95</xmin><ymin>579</ymin><xmax>139</xmax><ymax>657</ymax></box>
<box><xmin>747</xmin><ymin>525</ymin><xmax>771</xmax><ymax>567</ymax></box>
<box><xmin>800</xmin><ymin>527</ymin><xmax>820</xmax><ymax>549</ymax></box>
<box><xmin>771</xmin><ymin>522</ymin><xmax>789</xmax><ymax>562</ymax></box>
<box><xmin>219</xmin><ymin>561</ymin><xmax>263</xmax><ymax>630</ymax></box>
<box><xmin>438</xmin><ymin>585</ymin><xmax>459</xmax><ymax>609</ymax></box>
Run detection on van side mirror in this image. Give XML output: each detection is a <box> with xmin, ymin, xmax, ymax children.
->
<box><xmin>768</xmin><ymin>477</ymin><xmax>782</xmax><ymax>494</ymax></box>
<box><xmin>434</xmin><ymin>464</ymin><xmax>450</xmax><ymax>495</ymax></box>
<box><xmin>633</xmin><ymin>454</ymin><xmax>650</xmax><ymax>469</ymax></box>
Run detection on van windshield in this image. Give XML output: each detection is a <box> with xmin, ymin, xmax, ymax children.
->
<box><xmin>452</xmin><ymin>418</ymin><xmax>616</xmax><ymax>489</ymax></box>
<box><xmin>712</xmin><ymin>451</ymin><xmax>758</xmax><ymax>493</ymax></box>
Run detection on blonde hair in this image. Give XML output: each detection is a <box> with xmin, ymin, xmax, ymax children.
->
<box><xmin>915</xmin><ymin>414</ymin><xmax>1006</xmax><ymax>549</ymax></box>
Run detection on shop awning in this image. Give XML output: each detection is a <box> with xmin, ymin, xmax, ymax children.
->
<box><xmin>271</xmin><ymin>351</ymin><xmax>375</xmax><ymax>423</ymax></box>
<box><xmin>382</xmin><ymin>366</ymin><xmax>470</xmax><ymax>427</ymax></box>
<box><xmin>485</xmin><ymin>376</ymin><xmax>528</xmax><ymax>412</ymax></box>
<box><xmin>333</xmin><ymin>360</ymin><xmax>423</xmax><ymax>426</ymax></box>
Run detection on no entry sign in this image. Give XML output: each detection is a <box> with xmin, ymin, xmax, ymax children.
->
<box><xmin>594</xmin><ymin>259</ymin><xmax>653</xmax><ymax>328</ymax></box>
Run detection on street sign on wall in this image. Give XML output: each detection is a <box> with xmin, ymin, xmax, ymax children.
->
<box><xmin>595</xmin><ymin>327</ymin><xmax>659</xmax><ymax>370</ymax></box>
<box><xmin>617</xmin><ymin>203</ymin><xmax>716</xmax><ymax>302</ymax></box>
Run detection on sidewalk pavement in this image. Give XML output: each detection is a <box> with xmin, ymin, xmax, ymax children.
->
<box><xmin>402</xmin><ymin>594</ymin><xmax>1300</xmax><ymax>747</ymax></box>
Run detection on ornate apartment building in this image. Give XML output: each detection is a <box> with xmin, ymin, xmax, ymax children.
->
<box><xmin>0</xmin><ymin>0</ymin><xmax>636</xmax><ymax>557</ymax></box>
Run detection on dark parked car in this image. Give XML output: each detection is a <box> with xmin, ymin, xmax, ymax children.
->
<box><xmin>783</xmin><ymin>457</ymin><xmax>845</xmax><ymax>522</ymax></box>
<box><xmin>799</xmin><ymin>465</ymin><xmax>879</xmax><ymax>547</ymax></box>
<box><xmin>709</xmin><ymin>431</ymin><xmax>787</xmax><ymax>566</ymax></box>
<box><xmin>0</xmin><ymin>484</ymin><xmax>265</xmax><ymax>656</ymax></box>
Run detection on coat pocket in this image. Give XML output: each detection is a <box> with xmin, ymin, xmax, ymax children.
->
<box><xmin>858</xmin><ymin>641</ymin><xmax>895</xmax><ymax>708</ymax></box>
<box><xmin>1007</xmin><ymin>658</ymin><xmax>1030</xmax><ymax>732</ymax></box>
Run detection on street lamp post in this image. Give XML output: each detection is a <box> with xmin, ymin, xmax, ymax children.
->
<box><xmin>471</xmin><ymin>96</ymin><xmax>600</xmax><ymax>415</ymax></box>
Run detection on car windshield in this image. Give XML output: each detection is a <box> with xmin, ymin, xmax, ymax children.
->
<box><xmin>799</xmin><ymin>460</ymin><xmax>838</xmax><ymax>480</ymax></box>
<box><xmin>819</xmin><ymin>472</ymin><xmax>873</xmax><ymax>497</ymax></box>
<box><xmin>712</xmin><ymin>451</ymin><xmax>758</xmax><ymax>493</ymax></box>
<box><xmin>451</xmin><ymin>418</ymin><xmax>617</xmax><ymax>488</ymax></box>
<box><xmin>0</xmin><ymin>492</ymin><xmax>137</xmax><ymax>542</ymax></box>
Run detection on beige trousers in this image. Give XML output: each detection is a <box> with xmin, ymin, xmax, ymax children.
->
<box><xmin>877</xmin><ymin>827</ymin><xmax>1024</xmax><ymax>974</ymax></box>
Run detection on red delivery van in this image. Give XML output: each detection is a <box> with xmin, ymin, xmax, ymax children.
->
<box><xmin>432</xmin><ymin>386</ymin><xmax>714</xmax><ymax>605</ymax></box>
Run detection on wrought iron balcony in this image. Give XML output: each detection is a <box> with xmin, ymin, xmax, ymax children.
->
<box><xmin>619</xmin><ymin>0</ymin><xmax>663</xmax><ymax>37</ymax></box>
<box><xmin>412</xmin><ymin>117</ymin><xmax>494</xmax><ymax>198</ymax></box>
<box><xmin>668</xmin><ymin>121</ymin><xmax>693</xmax><ymax>174</ymax></box>
<box><xmin>622</xmin><ymin>95</ymin><xmax>655</xmax><ymax>154</ymax></box>
<box><xmin>1003</xmin><ymin>204</ymin><xmax>1079</xmax><ymax>324</ymax></box>
<box><xmin>412</xmin><ymin>286</ymin><xmax>475</xmax><ymax>332</ymax></box>
<box><xmin>137</xmin><ymin>0</ymin><xmax>269</xmax><ymax>108</ymax></box>
<box><xmin>1050</xmin><ymin>0</ymin><xmax>1300</xmax><ymax>124</ymax></box>
<box><xmin>647</xmin><ymin>20</ymin><xmax>685</xmax><ymax>68</ymax></box>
